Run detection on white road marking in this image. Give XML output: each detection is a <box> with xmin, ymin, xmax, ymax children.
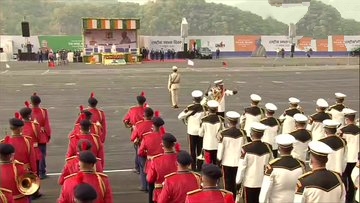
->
<box><xmin>199</xmin><ymin>81</ymin><xmax>210</xmax><ymax>84</ymax></box>
<box><xmin>295</xmin><ymin>72</ymin><xmax>302</xmax><ymax>74</ymax></box>
<box><xmin>41</xmin><ymin>70</ymin><xmax>50</xmax><ymax>75</ymax></box>
<box><xmin>0</xmin><ymin>70</ymin><xmax>9</xmax><ymax>74</ymax></box>
<box><xmin>234</xmin><ymin>81</ymin><xmax>247</xmax><ymax>84</ymax></box>
<box><xmin>47</xmin><ymin>169</ymin><xmax>133</xmax><ymax>176</ymax></box>
<box><xmin>16</xmin><ymin>90</ymin><xmax>21</xmax><ymax>92</ymax></box>
<box><xmin>154</xmin><ymin>87</ymin><xmax>164</xmax><ymax>89</ymax></box>
<box><xmin>49</xmin><ymin>107</ymin><xmax>55</xmax><ymax>109</ymax></box>
<box><xmin>22</xmin><ymin>84</ymin><xmax>35</xmax><ymax>86</ymax></box>
<box><xmin>65</xmin><ymin>83</ymin><xmax>76</xmax><ymax>86</ymax></box>
<box><xmin>272</xmin><ymin>81</ymin><xmax>284</xmax><ymax>84</ymax></box>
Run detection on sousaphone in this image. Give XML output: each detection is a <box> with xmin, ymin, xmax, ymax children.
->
<box><xmin>18</xmin><ymin>172</ymin><xmax>40</xmax><ymax>195</ymax></box>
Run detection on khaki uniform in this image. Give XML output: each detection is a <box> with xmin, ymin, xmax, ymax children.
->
<box><xmin>168</xmin><ymin>72</ymin><xmax>181</xmax><ymax>107</ymax></box>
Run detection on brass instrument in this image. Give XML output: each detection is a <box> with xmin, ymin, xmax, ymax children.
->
<box><xmin>18</xmin><ymin>172</ymin><xmax>40</xmax><ymax>195</ymax></box>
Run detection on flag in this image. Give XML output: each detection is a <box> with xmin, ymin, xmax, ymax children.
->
<box><xmin>187</xmin><ymin>59</ymin><xmax>194</xmax><ymax>66</ymax></box>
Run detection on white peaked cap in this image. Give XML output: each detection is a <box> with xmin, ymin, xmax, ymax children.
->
<box><xmin>335</xmin><ymin>92</ymin><xmax>346</xmax><ymax>98</ymax></box>
<box><xmin>214</xmin><ymin>80</ymin><xmax>224</xmax><ymax>85</ymax></box>
<box><xmin>322</xmin><ymin>119</ymin><xmax>340</xmax><ymax>129</ymax></box>
<box><xmin>342</xmin><ymin>108</ymin><xmax>357</xmax><ymax>115</ymax></box>
<box><xmin>172</xmin><ymin>66</ymin><xmax>178</xmax><ymax>70</ymax></box>
<box><xmin>293</xmin><ymin>113</ymin><xmax>308</xmax><ymax>123</ymax></box>
<box><xmin>276</xmin><ymin>134</ymin><xmax>297</xmax><ymax>147</ymax></box>
<box><xmin>226</xmin><ymin>111</ymin><xmax>241</xmax><ymax>120</ymax></box>
<box><xmin>207</xmin><ymin>100</ymin><xmax>219</xmax><ymax>108</ymax></box>
<box><xmin>308</xmin><ymin>141</ymin><xmax>334</xmax><ymax>156</ymax></box>
<box><xmin>250</xmin><ymin>94</ymin><xmax>262</xmax><ymax>101</ymax></box>
<box><xmin>289</xmin><ymin>97</ymin><xmax>300</xmax><ymax>104</ymax></box>
<box><xmin>191</xmin><ymin>90</ymin><xmax>203</xmax><ymax>98</ymax></box>
<box><xmin>265</xmin><ymin>103</ymin><xmax>277</xmax><ymax>111</ymax></box>
<box><xmin>316</xmin><ymin>98</ymin><xmax>329</xmax><ymax>108</ymax></box>
<box><xmin>250</xmin><ymin>122</ymin><xmax>268</xmax><ymax>132</ymax></box>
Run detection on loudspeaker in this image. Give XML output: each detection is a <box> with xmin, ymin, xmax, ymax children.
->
<box><xmin>21</xmin><ymin>22</ymin><xmax>30</xmax><ymax>37</ymax></box>
<box><xmin>183</xmin><ymin>43</ymin><xmax>188</xmax><ymax>52</ymax></box>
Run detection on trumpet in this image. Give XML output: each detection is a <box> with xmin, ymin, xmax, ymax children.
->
<box><xmin>18</xmin><ymin>172</ymin><xmax>40</xmax><ymax>195</ymax></box>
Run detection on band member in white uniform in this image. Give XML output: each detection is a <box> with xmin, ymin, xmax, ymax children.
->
<box><xmin>279</xmin><ymin>97</ymin><xmax>303</xmax><ymax>134</ymax></box>
<box><xmin>206</xmin><ymin>80</ymin><xmax>237</xmax><ymax>117</ymax></box>
<box><xmin>259</xmin><ymin>134</ymin><xmax>305</xmax><ymax>203</ymax></box>
<box><xmin>217</xmin><ymin>111</ymin><xmax>247</xmax><ymax>199</ymax></box>
<box><xmin>351</xmin><ymin>153</ymin><xmax>359</xmax><ymax>203</ymax></box>
<box><xmin>339</xmin><ymin>108</ymin><xmax>359</xmax><ymax>203</ymax></box>
<box><xmin>240</xmin><ymin>94</ymin><xmax>265</xmax><ymax>142</ymax></box>
<box><xmin>260</xmin><ymin>103</ymin><xmax>281</xmax><ymax>158</ymax></box>
<box><xmin>199</xmin><ymin>100</ymin><xmax>224</xmax><ymax>165</ymax></box>
<box><xmin>178</xmin><ymin>90</ymin><xmax>205</xmax><ymax>171</ymax></box>
<box><xmin>307</xmin><ymin>98</ymin><xmax>331</xmax><ymax>141</ymax></box>
<box><xmin>290</xmin><ymin>113</ymin><xmax>312</xmax><ymax>163</ymax></box>
<box><xmin>327</xmin><ymin>92</ymin><xmax>347</xmax><ymax>126</ymax></box>
<box><xmin>294</xmin><ymin>141</ymin><xmax>345</xmax><ymax>203</ymax></box>
<box><xmin>235</xmin><ymin>122</ymin><xmax>273</xmax><ymax>203</ymax></box>
<box><xmin>319</xmin><ymin>119</ymin><xmax>347</xmax><ymax>174</ymax></box>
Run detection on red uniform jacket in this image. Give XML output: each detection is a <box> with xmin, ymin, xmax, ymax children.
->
<box><xmin>1</xmin><ymin>136</ymin><xmax>37</xmax><ymax>174</ymax></box>
<box><xmin>138</xmin><ymin>131</ymin><xmax>164</xmax><ymax>174</ymax></box>
<box><xmin>147</xmin><ymin>152</ymin><xmax>178</xmax><ymax>202</ymax></box>
<box><xmin>21</xmin><ymin>121</ymin><xmax>42</xmax><ymax>160</ymax></box>
<box><xmin>185</xmin><ymin>188</ymin><xmax>235</xmax><ymax>203</ymax></box>
<box><xmin>131</xmin><ymin>120</ymin><xmax>153</xmax><ymax>143</ymax></box>
<box><xmin>66</xmin><ymin>134</ymin><xmax>104</xmax><ymax>168</ymax></box>
<box><xmin>75</xmin><ymin>108</ymin><xmax>107</xmax><ymax>142</ymax></box>
<box><xmin>123</xmin><ymin>106</ymin><xmax>145</xmax><ymax>128</ymax></box>
<box><xmin>0</xmin><ymin>161</ymin><xmax>30</xmax><ymax>203</ymax></box>
<box><xmin>0</xmin><ymin>188</ymin><xmax>14</xmax><ymax>203</ymax></box>
<box><xmin>157</xmin><ymin>171</ymin><xmax>201</xmax><ymax>203</ymax></box>
<box><xmin>69</xmin><ymin>123</ymin><xmax>103</xmax><ymax>142</ymax></box>
<box><xmin>58</xmin><ymin>171</ymin><xmax>113</xmax><ymax>203</ymax></box>
<box><xmin>31</xmin><ymin>107</ymin><xmax>51</xmax><ymax>144</ymax></box>
<box><xmin>58</xmin><ymin>155</ymin><xmax>103</xmax><ymax>185</ymax></box>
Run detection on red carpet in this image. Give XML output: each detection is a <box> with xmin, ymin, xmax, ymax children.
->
<box><xmin>142</xmin><ymin>59</ymin><xmax>187</xmax><ymax>63</ymax></box>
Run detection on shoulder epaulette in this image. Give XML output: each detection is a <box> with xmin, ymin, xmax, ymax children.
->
<box><xmin>14</xmin><ymin>160</ymin><xmax>24</xmax><ymax>165</ymax></box>
<box><xmin>65</xmin><ymin>156</ymin><xmax>77</xmax><ymax>161</ymax></box>
<box><xmin>191</xmin><ymin>171</ymin><xmax>201</xmax><ymax>177</ymax></box>
<box><xmin>91</xmin><ymin>133</ymin><xmax>99</xmax><ymax>138</ymax></box>
<box><xmin>220</xmin><ymin>189</ymin><xmax>233</xmax><ymax>195</ymax></box>
<box><xmin>64</xmin><ymin>173</ymin><xmax>77</xmax><ymax>180</ymax></box>
<box><xmin>242</xmin><ymin>142</ymin><xmax>252</xmax><ymax>148</ymax></box>
<box><xmin>142</xmin><ymin>131</ymin><xmax>152</xmax><ymax>137</ymax></box>
<box><xmin>135</xmin><ymin>120</ymin><xmax>144</xmax><ymax>125</ymax></box>
<box><xmin>269</xmin><ymin>158</ymin><xmax>281</xmax><ymax>165</ymax></box>
<box><xmin>164</xmin><ymin>172</ymin><xmax>177</xmax><ymax>178</ymax></box>
<box><xmin>24</xmin><ymin>135</ymin><xmax>32</xmax><ymax>140</ymax></box>
<box><xmin>298</xmin><ymin>171</ymin><xmax>312</xmax><ymax>179</ymax></box>
<box><xmin>32</xmin><ymin>120</ymin><xmax>39</xmax><ymax>125</ymax></box>
<box><xmin>0</xmin><ymin>187</ymin><xmax>12</xmax><ymax>193</ymax></box>
<box><xmin>96</xmin><ymin>157</ymin><xmax>101</xmax><ymax>161</ymax></box>
<box><xmin>187</xmin><ymin>189</ymin><xmax>202</xmax><ymax>195</ymax></box>
<box><xmin>96</xmin><ymin>172</ymin><xmax>108</xmax><ymax>177</ymax></box>
<box><xmin>260</xmin><ymin>117</ymin><xmax>267</xmax><ymax>122</ymax></box>
<box><xmin>152</xmin><ymin>153</ymin><xmax>163</xmax><ymax>160</ymax></box>
<box><xmin>69</xmin><ymin>134</ymin><xmax>76</xmax><ymax>139</ymax></box>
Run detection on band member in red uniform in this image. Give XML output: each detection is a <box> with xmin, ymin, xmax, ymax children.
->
<box><xmin>0</xmin><ymin>187</ymin><xmax>14</xmax><ymax>203</ymax></box>
<box><xmin>185</xmin><ymin>164</ymin><xmax>234</xmax><ymax>203</ymax></box>
<box><xmin>1</xmin><ymin>118</ymin><xmax>37</xmax><ymax>174</ymax></box>
<box><xmin>19</xmin><ymin>108</ymin><xmax>42</xmax><ymax>173</ymax></box>
<box><xmin>158</xmin><ymin>150</ymin><xmax>201</xmax><ymax>203</ymax></box>
<box><xmin>29</xmin><ymin>93</ymin><xmax>51</xmax><ymax>179</ymax></box>
<box><xmin>73</xmin><ymin>183</ymin><xmax>97</xmax><ymax>203</ymax></box>
<box><xmin>67</xmin><ymin>120</ymin><xmax>104</xmax><ymax>168</ymax></box>
<box><xmin>58</xmin><ymin>139</ymin><xmax>103</xmax><ymax>185</ymax></box>
<box><xmin>0</xmin><ymin>143</ymin><xmax>31</xmax><ymax>203</ymax></box>
<box><xmin>69</xmin><ymin>110</ymin><xmax>103</xmax><ymax>140</ymax></box>
<box><xmin>123</xmin><ymin>94</ymin><xmax>147</xmax><ymax>130</ymax></box>
<box><xmin>138</xmin><ymin>117</ymin><xmax>165</xmax><ymax>193</ymax></box>
<box><xmin>147</xmin><ymin>133</ymin><xmax>178</xmax><ymax>203</ymax></box>
<box><xmin>59</xmin><ymin>151</ymin><xmax>113</xmax><ymax>203</ymax></box>
<box><xmin>131</xmin><ymin>108</ymin><xmax>154</xmax><ymax>144</ymax></box>
<box><xmin>75</xmin><ymin>93</ymin><xmax>107</xmax><ymax>143</ymax></box>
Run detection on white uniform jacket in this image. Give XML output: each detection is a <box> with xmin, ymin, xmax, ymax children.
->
<box><xmin>306</xmin><ymin>112</ymin><xmax>331</xmax><ymax>141</ymax></box>
<box><xmin>319</xmin><ymin>135</ymin><xmax>347</xmax><ymax>174</ymax></box>
<box><xmin>217</xmin><ymin>127</ymin><xmax>247</xmax><ymax>167</ymax></box>
<box><xmin>279</xmin><ymin>108</ymin><xmax>303</xmax><ymax>134</ymax></box>
<box><xmin>178</xmin><ymin>103</ymin><xmax>205</xmax><ymax>136</ymax></box>
<box><xmin>260</xmin><ymin>117</ymin><xmax>281</xmax><ymax>150</ymax></box>
<box><xmin>339</xmin><ymin>124</ymin><xmax>360</xmax><ymax>163</ymax></box>
<box><xmin>290</xmin><ymin>129</ymin><xmax>312</xmax><ymax>162</ymax></box>
<box><xmin>240</xmin><ymin>106</ymin><xmax>265</xmax><ymax>137</ymax></box>
<box><xmin>259</xmin><ymin>155</ymin><xmax>305</xmax><ymax>203</ymax></box>
<box><xmin>199</xmin><ymin>113</ymin><xmax>224</xmax><ymax>150</ymax></box>
<box><xmin>235</xmin><ymin>140</ymin><xmax>273</xmax><ymax>188</ymax></box>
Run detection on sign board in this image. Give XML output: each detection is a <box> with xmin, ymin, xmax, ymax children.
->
<box><xmin>38</xmin><ymin>35</ymin><xmax>83</xmax><ymax>51</ymax></box>
<box><xmin>102</xmin><ymin>54</ymin><xmax>127</xmax><ymax>65</ymax></box>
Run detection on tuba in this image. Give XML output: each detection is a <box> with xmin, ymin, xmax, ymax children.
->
<box><xmin>17</xmin><ymin>172</ymin><xmax>40</xmax><ymax>195</ymax></box>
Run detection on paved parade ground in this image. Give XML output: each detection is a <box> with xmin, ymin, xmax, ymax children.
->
<box><xmin>0</xmin><ymin>58</ymin><xmax>359</xmax><ymax>202</ymax></box>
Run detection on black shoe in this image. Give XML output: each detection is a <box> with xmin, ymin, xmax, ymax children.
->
<box><xmin>40</xmin><ymin>175</ymin><xmax>48</xmax><ymax>180</ymax></box>
<box><xmin>31</xmin><ymin>192</ymin><xmax>43</xmax><ymax>200</ymax></box>
<box><xmin>173</xmin><ymin>105</ymin><xmax>179</xmax><ymax>109</ymax></box>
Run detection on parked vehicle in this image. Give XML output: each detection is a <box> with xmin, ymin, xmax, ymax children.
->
<box><xmin>197</xmin><ymin>47</ymin><xmax>213</xmax><ymax>59</ymax></box>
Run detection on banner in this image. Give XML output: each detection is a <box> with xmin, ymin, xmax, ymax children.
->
<box><xmin>141</xmin><ymin>36</ymin><xmax>183</xmax><ymax>51</ymax></box>
<box><xmin>296</xmin><ymin>37</ymin><xmax>313</xmax><ymax>51</ymax></box>
<box><xmin>38</xmin><ymin>35</ymin><xmax>83</xmax><ymax>52</ymax></box>
<box><xmin>316</xmin><ymin>39</ymin><xmax>328</xmax><ymax>52</ymax></box>
<box><xmin>102</xmin><ymin>54</ymin><xmax>127</xmax><ymax>65</ymax></box>
<box><xmin>84</xmin><ymin>30</ymin><xmax>137</xmax><ymax>49</ymax></box>
<box><xmin>189</xmin><ymin>36</ymin><xmax>235</xmax><ymax>52</ymax></box>
<box><xmin>332</xmin><ymin>35</ymin><xmax>360</xmax><ymax>51</ymax></box>
<box><xmin>234</xmin><ymin>35</ymin><xmax>260</xmax><ymax>52</ymax></box>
